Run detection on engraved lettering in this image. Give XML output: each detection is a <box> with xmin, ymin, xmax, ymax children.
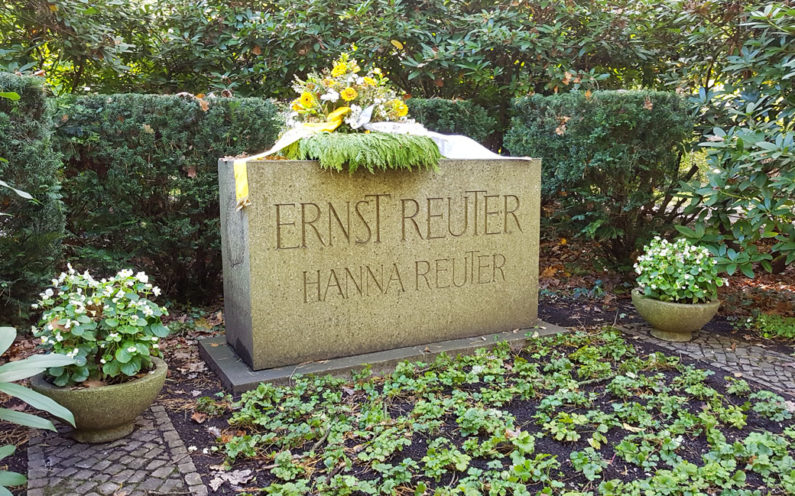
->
<box><xmin>354</xmin><ymin>200</ymin><xmax>372</xmax><ymax>244</ymax></box>
<box><xmin>426</xmin><ymin>197</ymin><xmax>445</xmax><ymax>240</ymax></box>
<box><xmin>452</xmin><ymin>254</ymin><xmax>468</xmax><ymax>288</ymax></box>
<box><xmin>275</xmin><ymin>203</ymin><xmax>299</xmax><ymax>249</ymax></box>
<box><xmin>303</xmin><ymin>270</ymin><xmax>321</xmax><ymax>303</ymax></box>
<box><xmin>484</xmin><ymin>194</ymin><xmax>501</xmax><ymax>235</ymax></box>
<box><xmin>385</xmin><ymin>263</ymin><xmax>405</xmax><ymax>293</ymax></box>
<box><xmin>435</xmin><ymin>258</ymin><xmax>450</xmax><ymax>289</ymax></box>
<box><xmin>301</xmin><ymin>203</ymin><xmax>325</xmax><ymax>247</ymax></box>
<box><xmin>415</xmin><ymin>260</ymin><xmax>431</xmax><ymax>290</ymax></box>
<box><xmin>401</xmin><ymin>198</ymin><xmax>423</xmax><ymax>241</ymax></box>
<box><xmin>447</xmin><ymin>196</ymin><xmax>468</xmax><ymax>237</ymax></box>
<box><xmin>364</xmin><ymin>194</ymin><xmax>391</xmax><ymax>243</ymax></box>
<box><xmin>323</xmin><ymin>269</ymin><xmax>344</xmax><ymax>301</ymax></box>
<box><xmin>477</xmin><ymin>254</ymin><xmax>491</xmax><ymax>284</ymax></box>
<box><xmin>504</xmin><ymin>195</ymin><xmax>522</xmax><ymax>233</ymax></box>
<box><xmin>465</xmin><ymin>190</ymin><xmax>487</xmax><ymax>235</ymax></box>
<box><xmin>493</xmin><ymin>253</ymin><xmax>506</xmax><ymax>282</ymax></box>
<box><xmin>327</xmin><ymin>202</ymin><xmax>351</xmax><ymax>247</ymax></box>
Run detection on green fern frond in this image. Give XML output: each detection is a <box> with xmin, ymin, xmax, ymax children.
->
<box><xmin>281</xmin><ymin>132</ymin><xmax>440</xmax><ymax>173</ymax></box>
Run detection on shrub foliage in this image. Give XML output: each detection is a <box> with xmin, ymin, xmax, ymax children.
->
<box><xmin>55</xmin><ymin>94</ymin><xmax>281</xmax><ymax>301</ymax></box>
<box><xmin>504</xmin><ymin>91</ymin><xmax>694</xmax><ymax>265</ymax></box>
<box><xmin>408</xmin><ymin>98</ymin><xmax>498</xmax><ymax>147</ymax></box>
<box><xmin>0</xmin><ymin>73</ymin><xmax>64</xmax><ymax>322</ymax></box>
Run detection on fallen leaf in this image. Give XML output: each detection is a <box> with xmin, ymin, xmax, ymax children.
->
<box><xmin>209</xmin><ymin>469</ymin><xmax>253</xmax><ymax>491</ymax></box>
<box><xmin>390</xmin><ymin>39</ymin><xmax>404</xmax><ymax>50</ymax></box>
<box><xmin>251</xmin><ymin>45</ymin><xmax>262</xmax><ymax>55</ymax></box>
<box><xmin>191</xmin><ymin>412</ymin><xmax>207</xmax><ymax>424</ymax></box>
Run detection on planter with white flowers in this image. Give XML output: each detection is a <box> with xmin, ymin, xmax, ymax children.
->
<box><xmin>632</xmin><ymin>237</ymin><xmax>725</xmax><ymax>342</ymax></box>
<box><xmin>30</xmin><ymin>266</ymin><xmax>170</xmax><ymax>443</ymax></box>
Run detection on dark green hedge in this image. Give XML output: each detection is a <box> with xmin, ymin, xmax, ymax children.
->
<box><xmin>55</xmin><ymin>94</ymin><xmax>281</xmax><ymax>301</ymax></box>
<box><xmin>409</xmin><ymin>98</ymin><xmax>497</xmax><ymax>146</ymax></box>
<box><xmin>0</xmin><ymin>73</ymin><xmax>64</xmax><ymax>323</ymax></box>
<box><xmin>504</xmin><ymin>91</ymin><xmax>693</xmax><ymax>265</ymax></box>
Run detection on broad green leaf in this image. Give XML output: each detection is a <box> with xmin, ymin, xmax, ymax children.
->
<box><xmin>0</xmin><ymin>408</ymin><xmax>55</xmax><ymax>431</ymax></box>
<box><xmin>0</xmin><ymin>180</ymin><xmax>32</xmax><ymax>200</ymax></box>
<box><xmin>0</xmin><ymin>328</ymin><xmax>14</xmax><ymax>356</ymax></box>
<box><xmin>0</xmin><ymin>470</ymin><xmax>26</xmax><ymax>487</ymax></box>
<box><xmin>0</xmin><ymin>445</ymin><xmax>14</xmax><ymax>461</ymax></box>
<box><xmin>0</xmin><ymin>383</ymin><xmax>75</xmax><ymax>427</ymax></box>
<box><xmin>0</xmin><ymin>354</ymin><xmax>76</xmax><ymax>382</ymax></box>
<box><xmin>0</xmin><ymin>92</ymin><xmax>20</xmax><ymax>101</ymax></box>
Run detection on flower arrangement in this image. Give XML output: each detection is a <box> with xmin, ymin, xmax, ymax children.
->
<box><xmin>634</xmin><ymin>237</ymin><xmax>726</xmax><ymax>303</ymax></box>
<box><xmin>32</xmin><ymin>265</ymin><xmax>169</xmax><ymax>387</ymax></box>
<box><xmin>288</xmin><ymin>52</ymin><xmax>410</xmax><ymax>132</ymax></box>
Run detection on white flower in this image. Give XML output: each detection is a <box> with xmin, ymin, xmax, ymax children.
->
<box><xmin>152</xmin><ymin>287</ymin><xmax>161</xmax><ymax>297</ymax></box>
<box><xmin>143</xmin><ymin>306</ymin><xmax>154</xmax><ymax>317</ymax></box>
<box><xmin>136</xmin><ymin>272</ymin><xmax>149</xmax><ymax>284</ymax></box>
<box><xmin>320</xmin><ymin>90</ymin><xmax>339</xmax><ymax>103</ymax></box>
<box><xmin>31</xmin><ymin>303</ymin><xmax>39</xmax><ymax>309</ymax></box>
<box><xmin>153</xmin><ymin>343</ymin><xmax>159</xmax><ymax>349</ymax></box>
<box><xmin>188</xmin><ymin>446</ymin><xmax>198</xmax><ymax>452</ymax></box>
<box><xmin>100</xmin><ymin>358</ymin><xmax>106</xmax><ymax>364</ymax></box>
<box><xmin>67</xmin><ymin>263</ymin><xmax>75</xmax><ymax>274</ymax></box>
<box><xmin>52</xmin><ymin>278</ymin><xmax>59</xmax><ymax>286</ymax></box>
<box><xmin>108</xmin><ymin>332</ymin><xmax>119</xmax><ymax>339</ymax></box>
<box><xmin>131</xmin><ymin>314</ymin><xmax>139</xmax><ymax>321</ymax></box>
<box><xmin>55</xmin><ymin>333</ymin><xmax>63</xmax><ymax>342</ymax></box>
<box><xmin>127</xmin><ymin>346</ymin><xmax>137</xmax><ymax>353</ymax></box>
<box><xmin>67</xmin><ymin>348</ymin><xmax>79</xmax><ymax>358</ymax></box>
<box><xmin>116</xmin><ymin>289</ymin><xmax>125</xmax><ymax>298</ymax></box>
<box><xmin>41</xmin><ymin>336</ymin><xmax>48</xmax><ymax>344</ymax></box>
<box><xmin>44</xmin><ymin>288</ymin><xmax>54</xmax><ymax>298</ymax></box>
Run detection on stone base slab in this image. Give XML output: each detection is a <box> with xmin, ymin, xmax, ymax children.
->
<box><xmin>199</xmin><ymin>320</ymin><xmax>568</xmax><ymax>394</ymax></box>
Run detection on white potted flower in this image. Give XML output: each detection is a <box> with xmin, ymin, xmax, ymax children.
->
<box><xmin>29</xmin><ymin>265</ymin><xmax>170</xmax><ymax>443</ymax></box>
<box><xmin>632</xmin><ymin>237</ymin><xmax>725</xmax><ymax>342</ymax></box>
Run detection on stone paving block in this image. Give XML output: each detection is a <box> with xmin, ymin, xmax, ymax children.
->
<box><xmin>185</xmin><ymin>472</ymin><xmax>203</xmax><ymax>486</ymax></box>
<box><xmin>27</xmin><ymin>406</ymin><xmax>208</xmax><ymax>495</ymax></box>
<box><xmin>97</xmin><ymin>482</ymin><xmax>121</xmax><ymax>495</ymax></box>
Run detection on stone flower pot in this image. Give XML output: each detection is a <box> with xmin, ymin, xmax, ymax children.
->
<box><xmin>31</xmin><ymin>357</ymin><xmax>167</xmax><ymax>443</ymax></box>
<box><xmin>631</xmin><ymin>289</ymin><xmax>720</xmax><ymax>342</ymax></box>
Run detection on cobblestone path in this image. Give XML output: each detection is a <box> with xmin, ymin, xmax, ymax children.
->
<box><xmin>621</xmin><ymin>322</ymin><xmax>795</xmax><ymax>396</ymax></box>
<box><xmin>26</xmin><ymin>405</ymin><xmax>207</xmax><ymax>496</ymax></box>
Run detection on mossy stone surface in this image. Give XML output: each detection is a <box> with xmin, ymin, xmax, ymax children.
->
<box><xmin>31</xmin><ymin>357</ymin><xmax>167</xmax><ymax>443</ymax></box>
<box><xmin>631</xmin><ymin>289</ymin><xmax>720</xmax><ymax>342</ymax></box>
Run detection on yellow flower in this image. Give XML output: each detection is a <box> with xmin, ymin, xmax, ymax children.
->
<box><xmin>340</xmin><ymin>87</ymin><xmax>358</xmax><ymax>102</ymax></box>
<box><xmin>392</xmin><ymin>99</ymin><xmax>408</xmax><ymax>117</ymax></box>
<box><xmin>373</xmin><ymin>68</ymin><xmax>382</xmax><ymax>75</ymax></box>
<box><xmin>331</xmin><ymin>62</ymin><xmax>347</xmax><ymax>77</ymax></box>
<box><xmin>363</xmin><ymin>76</ymin><xmax>376</xmax><ymax>86</ymax></box>
<box><xmin>291</xmin><ymin>99</ymin><xmax>302</xmax><ymax>111</ymax></box>
<box><xmin>300</xmin><ymin>91</ymin><xmax>315</xmax><ymax>108</ymax></box>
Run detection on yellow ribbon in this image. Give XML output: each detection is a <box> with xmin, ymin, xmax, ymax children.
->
<box><xmin>233</xmin><ymin>107</ymin><xmax>352</xmax><ymax>209</ymax></box>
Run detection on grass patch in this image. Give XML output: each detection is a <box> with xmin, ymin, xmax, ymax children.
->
<box><xmin>214</xmin><ymin>330</ymin><xmax>795</xmax><ymax>494</ymax></box>
<box><xmin>281</xmin><ymin>132</ymin><xmax>441</xmax><ymax>173</ymax></box>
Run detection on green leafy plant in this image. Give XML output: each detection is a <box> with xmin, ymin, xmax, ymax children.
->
<box><xmin>281</xmin><ymin>132</ymin><xmax>440</xmax><ymax>173</ymax></box>
<box><xmin>32</xmin><ymin>266</ymin><xmax>169</xmax><ymax>386</ymax></box>
<box><xmin>634</xmin><ymin>237</ymin><xmax>725</xmax><ymax>303</ymax></box>
<box><xmin>570</xmin><ymin>447</ymin><xmax>608</xmax><ymax>481</ymax></box>
<box><xmin>0</xmin><ymin>326</ymin><xmax>75</xmax><ymax>495</ymax></box>
<box><xmin>677</xmin><ymin>3</ymin><xmax>795</xmax><ymax>277</ymax></box>
<box><xmin>745</xmin><ymin>314</ymin><xmax>795</xmax><ymax>340</ymax></box>
<box><xmin>749</xmin><ymin>391</ymin><xmax>792</xmax><ymax>422</ymax></box>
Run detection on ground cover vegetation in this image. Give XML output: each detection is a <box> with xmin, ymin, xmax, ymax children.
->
<box><xmin>196</xmin><ymin>330</ymin><xmax>794</xmax><ymax>494</ymax></box>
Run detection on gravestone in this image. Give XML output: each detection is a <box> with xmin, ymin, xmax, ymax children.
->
<box><xmin>218</xmin><ymin>158</ymin><xmax>541</xmax><ymax>370</ymax></box>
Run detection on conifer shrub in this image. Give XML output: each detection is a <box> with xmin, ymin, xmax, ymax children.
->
<box><xmin>409</xmin><ymin>98</ymin><xmax>498</xmax><ymax>146</ymax></box>
<box><xmin>0</xmin><ymin>73</ymin><xmax>65</xmax><ymax>322</ymax></box>
<box><xmin>55</xmin><ymin>94</ymin><xmax>281</xmax><ymax>301</ymax></box>
<box><xmin>504</xmin><ymin>91</ymin><xmax>693</xmax><ymax>266</ymax></box>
